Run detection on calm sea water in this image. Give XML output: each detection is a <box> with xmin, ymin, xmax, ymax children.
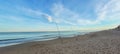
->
<box><xmin>0</xmin><ymin>31</ymin><xmax>86</xmax><ymax>47</ymax></box>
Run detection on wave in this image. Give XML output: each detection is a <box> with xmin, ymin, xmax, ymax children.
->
<box><xmin>0</xmin><ymin>31</ymin><xmax>84</xmax><ymax>47</ymax></box>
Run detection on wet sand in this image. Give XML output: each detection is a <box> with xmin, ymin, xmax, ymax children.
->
<box><xmin>0</xmin><ymin>27</ymin><xmax>120</xmax><ymax>54</ymax></box>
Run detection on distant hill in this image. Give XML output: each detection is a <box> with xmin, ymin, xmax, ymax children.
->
<box><xmin>115</xmin><ymin>25</ymin><xmax>120</xmax><ymax>31</ymax></box>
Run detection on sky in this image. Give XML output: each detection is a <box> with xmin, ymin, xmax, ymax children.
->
<box><xmin>0</xmin><ymin>0</ymin><xmax>120</xmax><ymax>32</ymax></box>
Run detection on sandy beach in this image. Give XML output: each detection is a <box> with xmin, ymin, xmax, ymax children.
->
<box><xmin>0</xmin><ymin>26</ymin><xmax>120</xmax><ymax>54</ymax></box>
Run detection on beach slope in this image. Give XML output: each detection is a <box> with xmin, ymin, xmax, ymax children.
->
<box><xmin>0</xmin><ymin>26</ymin><xmax>120</xmax><ymax>54</ymax></box>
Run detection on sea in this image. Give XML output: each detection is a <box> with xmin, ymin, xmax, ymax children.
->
<box><xmin>0</xmin><ymin>31</ymin><xmax>87</xmax><ymax>47</ymax></box>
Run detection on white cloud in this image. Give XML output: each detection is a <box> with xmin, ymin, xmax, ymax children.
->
<box><xmin>15</xmin><ymin>0</ymin><xmax>120</xmax><ymax>26</ymax></box>
<box><xmin>50</xmin><ymin>0</ymin><xmax>120</xmax><ymax>25</ymax></box>
<box><xmin>51</xmin><ymin>3</ymin><xmax>98</xmax><ymax>25</ymax></box>
<box><xmin>47</xmin><ymin>16</ymin><xmax>53</xmax><ymax>22</ymax></box>
<box><xmin>96</xmin><ymin>0</ymin><xmax>120</xmax><ymax>21</ymax></box>
<box><xmin>0</xmin><ymin>7</ymin><xmax>55</xmax><ymax>25</ymax></box>
<box><xmin>42</xmin><ymin>14</ymin><xmax>53</xmax><ymax>22</ymax></box>
<box><xmin>0</xmin><ymin>15</ymin><xmax>24</xmax><ymax>22</ymax></box>
<box><xmin>20</xmin><ymin>7</ymin><xmax>54</xmax><ymax>23</ymax></box>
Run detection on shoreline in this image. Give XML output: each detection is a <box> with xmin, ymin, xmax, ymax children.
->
<box><xmin>0</xmin><ymin>33</ymin><xmax>80</xmax><ymax>48</ymax></box>
<box><xmin>0</xmin><ymin>28</ymin><xmax>120</xmax><ymax>54</ymax></box>
<box><xmin>0</xmin><ymin>31</ymin><xmax>84</xmax><ymax>48</ymax></box>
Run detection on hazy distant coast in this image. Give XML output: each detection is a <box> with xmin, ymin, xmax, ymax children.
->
<box><xmin>0</xmin><ymin>26</ymin><xmax>120</xmax><ymax>54</ymax></box>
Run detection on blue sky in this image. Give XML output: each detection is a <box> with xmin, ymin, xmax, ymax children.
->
<box><xmin>0</xmin><ymin>0</ymin><xmax>120</xmax><ymax>32</ymax></box>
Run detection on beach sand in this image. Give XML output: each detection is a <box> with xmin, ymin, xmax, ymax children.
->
<box><xmin>0</xmin><ymin>26</ymin><xmax>120</xmax><ymax>54</ymax></box>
